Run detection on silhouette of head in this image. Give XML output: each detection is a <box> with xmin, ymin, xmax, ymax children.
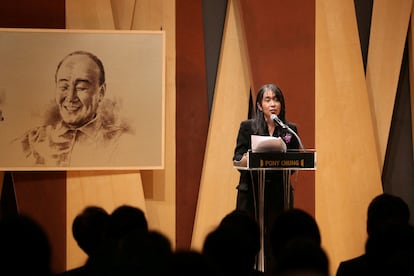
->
<box><xmin>72</xmin><ymin>206</ymin><xmax>110</xmax><ymax>256</ymax></box>
<box><xmin>273</xmin><ymin>237</ymin><xmax>329</xmax><ymax>276</ymax></box>
<box><xmin>365</xmin><ymin>223</ymin><xmax>414</xmax><ymax>275</ymax></box>
<box><xmin>270</xmin><ymin>208</ymin><xmax>321</xmax><ymax>259</ymax></box>
<box><xmin>170</xmin><ymin>250</ymin><xmax>220</xmax><ymax>276</ymax></box>
<box><xmin>107</xmin><ymin>205</ymin><xmax>148</xmax><ymax>241</ymax></box>
<box><xmin>366</xmin><ymin>193</ymin><xmax>410</xmax><ymax>236</ymax></box>
<box><xmin>203</xmin><ymin>210</ymin><xmax>261</xmax><ymax>276</ymax></box>
<box><xmin>115</xmin><ymin>229</ymin><xmax>173</xmax><ymax>275</ymax></box>
<box><xmin>0</xmin><ymin>214</ymin><xmax>52</xmax><ymax>276</ymax></box>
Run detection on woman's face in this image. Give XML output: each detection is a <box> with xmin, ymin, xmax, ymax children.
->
<box><xmin>258</xmin><ymin>89</ymin><xmax>281</xmax><ymax>121</ymax></box>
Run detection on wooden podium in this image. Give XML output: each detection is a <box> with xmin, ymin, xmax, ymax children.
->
<box><xmin>235</xmin><ymin>150</ymin><xmax>316</xmax><ymax>272</ymax></box>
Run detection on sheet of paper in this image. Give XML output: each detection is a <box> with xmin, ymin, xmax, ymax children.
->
<box><xmin>251</xmin><ymin>135</ymin><xmax>287</xmax><ymax>152</ymax></box>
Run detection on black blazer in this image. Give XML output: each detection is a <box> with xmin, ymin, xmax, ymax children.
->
<box><xmin>233</xmin><ymin>119</ymin><xmax>299</xmax><ymax>191</ymax></box>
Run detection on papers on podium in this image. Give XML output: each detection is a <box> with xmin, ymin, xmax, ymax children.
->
<box><xmin>251</xmin><ymin>135</ymin><xmax>286</xmax><ymax>153</ymax></box>
<box><xmin>233</xmin><ymin>135</ymin><xmax>287</xmax><ymax>168</ymax></box>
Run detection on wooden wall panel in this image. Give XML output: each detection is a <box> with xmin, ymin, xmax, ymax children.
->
<box><xmin>66</xmin><ymin>0</ymin><xmax>115</xmax><ymax>29</ymax></box>
<box><xmin>66</xmin><ymin>171</ymin><xmax>146</xmax><ymax>267</ymax></box>
<box><xmin>111</xmin><ymin>0</ymin><xmax>136</xmax><ymax>30</ymax></box>
<box><xmin>176</xmin><ymin>0</ymin><xmax>209</xmax><ymax>250</ymax></box>
<box><xmin>131</xmin><ymin>0</ymin><xmax>176</xmax><ymax>251</ymax></box>
<box><xmin>191</xmin><ymin>0</ymin><xmax>251</xmax><ymax>250</ymax></box>
<box><xmin>366</xmin><ymin>0</ymin><xmax>413</xmax><ymax>169</ymax></box>
<box><xmin>0</xmin><ymin>172</ymin><xmax>3</xmax><ymax>199</ymax></box>
<box><xmin>238</xmin><ymin>0</ymin><xmax>316</xmax><ymax>215</ymax></box>
<box><xmin>65</xmin><ymin>2</ymin><xmax>142</xmax><ymax>269</ymax></box>
<box><xmin>65</xmin><ymin>0</ymin><xmax>177</xmax><ymax>269</ymax></box>
<box><xmin>0</xmin><ymin>0</ymin><xmax>65</xmax><ymax>28</ymax></box>
<box><xmin>2</xmin><ymin>1</ymin><xmax>411</xmax><ymax>275</ymax></box>
<box><xmin>132</xmin><ymin>0</ymin><xmax>164</xmax><ymax>30</ymax></box>
<box><xmin>316</xmin><ymin>0</ymin><xmax>382</xmax><ymax>274</ymax></box>
<box><xmin>382</xmin><ymin>42</ymin><xmax>414</xmax><ymax>220</ymax></box>
<box><xmin>0</xmin><ymin>1</ymin><xmax>66</xmax><ymax>274</ymax></box>
<box><xmin>0</xmin><ymin>173</ymin><xmax>18</xmax><ymax>218</ymax></box>
<box><xmin>411</xmin><ymin>5</ymin><xmax>414</xmax><ymax>159</ymax></box>
<box><xmin>13</xmin><ymin>172</ymin><xmax>67</xmax><ymax>274</ymax></box>
<box><xmin>202</xmin><ymin>0</ymin><xmax>228</xmax><ymax>116</ymax></box>
<box><xmin>106</xmin><ymin>0</ymin><xmax>178</xmax><ymax>251</ymax></box>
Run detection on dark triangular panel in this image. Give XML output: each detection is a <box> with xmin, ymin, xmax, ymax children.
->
<box><xmin>248</xmin><ymin>88</ymin><xmax>254</xmax><ymax>119</ymax></box>
<box><xmin>382</xmin><ymin>40</ymin><xmax>414</xmax><ymax>225</ymax></box>
<box><xmin>354</xmin><ymin>0</ymin><xmax>373</xmax><ymax>72</ymax></box>
<box><xmin>202</xmin><ymin>0</ymin><xmax>228</xmax><ymax>117</ymax></box>
<box><xmin>0</xmin><ymin>172</ymin><xmax>18</xmax><ymax>219</ymax></box>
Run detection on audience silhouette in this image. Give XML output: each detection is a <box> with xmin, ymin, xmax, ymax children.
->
<box><xmin>90</xmin><ymin>204</ymin><xmax>151</xmax><ymax>275</ymax></box>
<box><xmin>113</xmin><ymin>229</ymin><xmax>173</xmax><ymax>276</ymax></box>
<box><xmin>58</xmin><ymin>204</ymin><xmax>151</xmax><ymax>276</ymax></box>
<box><xmin>269</xmin><ymin>208</ymin><xmax>329</xmax><ymax>276</ymax></box>
<box><xmin>169</xmin><ymin>250</ymin><xmax>220</xmax><ymax>276</ymax></box>
<box><xmin>202</xmin><ymin>210</ymin><xmax>263</xmax><ymax>276</ymax></box>
<box><xmin>273</xmin><ymin>237</ymin><xmax>329</xmax><ymax>276</ymax></box>
<box><xmin>72</xmin><ymin>206</ymin><xmax>110</xmax><ymax>257</ymax></box>
<box><xmin>9</xmin><ymin>195</ymin><xmax>412</xmax><ymax>276</ymax></box>
<box><xmin>336</xmin><ymin>193</ymin><xmax>412</xmax><ymax>276</ymax></box>
<box><xmin>365</xmin><ymin>222</ymin><xmax>414</xmax><ymax>275</ymax></box>
<box><xmin>106</xmin><ymin>204</ymin><xmax>148</xmax><ymax>241</ymax></box>
<box><xmin>0</xmin><ymin>213</ymin><xmax>53</xmax><ymax>276</ymax></box>
<box><xmin>58</xmin><ymin>206</ymin><xmax>110</xmax><ymax>276</ymax></box>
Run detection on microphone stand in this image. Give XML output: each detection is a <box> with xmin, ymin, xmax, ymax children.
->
<box><xmin>284</xmin><ymin>125</ymin><xmax>306</xmax><ymax>152</ymax></box>
<box><xmin>271</xmin><ymin>114</ymin><xmax>306</xmax><ymax>152</ymax></box>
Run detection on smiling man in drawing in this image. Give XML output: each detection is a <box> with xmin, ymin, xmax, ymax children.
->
<box><xmin>12</xmin><ymin>50</ymin><xmax>134</xmax><ymax>167</ymax></box>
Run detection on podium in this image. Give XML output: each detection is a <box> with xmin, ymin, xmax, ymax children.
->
<box><xmin>234</xmin><ymin>150</ymin><xmax>316</xmax><ymax>272</ymax></box>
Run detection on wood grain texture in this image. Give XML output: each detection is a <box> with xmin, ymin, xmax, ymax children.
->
<box><xmin>64</xmin><ymin>0</ymin><xmax>176</xmax><ymax>266</ymax></box>
<box><xmin>0</xmin><ymin>171</ymin><xmax>3</xmax><ymax>199</ymax></box>
<box><xmin>132</xmin><ymin>0</ymin><xmax>164</xmax><ymax>30</ymax></box>
<box><xmin>0</xmin><ymin>2</ymin><xmax>66</xmax><ymax>273</ymax></box>
<box><xmin>366</xmin><ymin>0</ymin><xmax>413</xmax><ymax>169</ymax></box>
<box><xmin>238</xmin><ymin>0</ymin><xmax>316</xmax><ymax>215</ymax></box>
<box><xmin>111</xmin><ymin>0</ymin><xmax>136</xmax><ymax>29</ymax></box>
<box><xmin>129</xmin><ymin>0</ymin><xmax>176</xmax><ymax>248</ymax></box>
<box><xmin>316</xmin><ymin>0</ymin><xmax>383</xmax><ymax>273</ymax></box>
<box><xmin>13</xmin><ymin>172</ymin><xmax>67</xmax><ymax>273</ymax></box>
<box><xmin>66</xmin><ymin>0</ymin><xmax>115</xmax><ymax>29</ymax></box>
<box><xmin>175</xmin><ymin>0</ymin><xmax>209</xmax><ymax>250</ymax></box>
<box><xmin>409</xmin><ymin>4</ymin><xmax>414</xmax><ymax>162</ymax></box>
<box><xmin>191</xmin><ymin>0</ymin><xmax>251</xmax><ymax>250</ymax></box>
<box><xmin>64</xmin><ymin>1</ymin><xmax>142</xmax><ymax>269</ymax></box>
<box><xmin>66</xmin><ymin>170</ymin><xmax>146</xmax><ymax>267</ymax></box>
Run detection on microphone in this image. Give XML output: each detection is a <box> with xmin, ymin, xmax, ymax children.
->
<box><xmin>270</xmin><ymin>114</ymin><xmax>287</xmax><ymax>129</ymax></box>
<box><xmin>270</xmin><ymin>114</ymin><xmax>306</xmax><ymax>151</ymax></box>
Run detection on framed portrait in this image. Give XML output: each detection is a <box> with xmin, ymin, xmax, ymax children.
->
<box><xmin>0</xmin><ymin>28</ymin><xmax>165</xmax><ymax>170</ymax></box>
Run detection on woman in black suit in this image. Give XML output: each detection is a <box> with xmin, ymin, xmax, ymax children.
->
<box><xmin>233</xmin><ymin>83</ymin><xmax>300</xmax><ymax>272</ymax></box>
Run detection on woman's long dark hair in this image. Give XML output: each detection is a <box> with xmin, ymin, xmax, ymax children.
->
<box><xmin>253</xmin><ymin>84</ymin><xmax>286</xmax><ymax>135</ymax></box>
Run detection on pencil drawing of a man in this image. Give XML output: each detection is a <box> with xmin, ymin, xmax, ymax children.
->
<box><xmin>12</xmin><ymin>50</ymin><xmax>134</xmax><ymax>167</ymax></box>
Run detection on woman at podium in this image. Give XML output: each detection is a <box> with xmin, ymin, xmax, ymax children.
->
<box><xmin>233</xmin><ymin>83</ymin><xmax>300</xmax><ymax>272</ymax></box>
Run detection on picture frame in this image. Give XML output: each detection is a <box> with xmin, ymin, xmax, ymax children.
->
<box><xmin>0</xmin><ymin>28</ymin><xmax>165</xmax><ymax>170</ymax></box>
